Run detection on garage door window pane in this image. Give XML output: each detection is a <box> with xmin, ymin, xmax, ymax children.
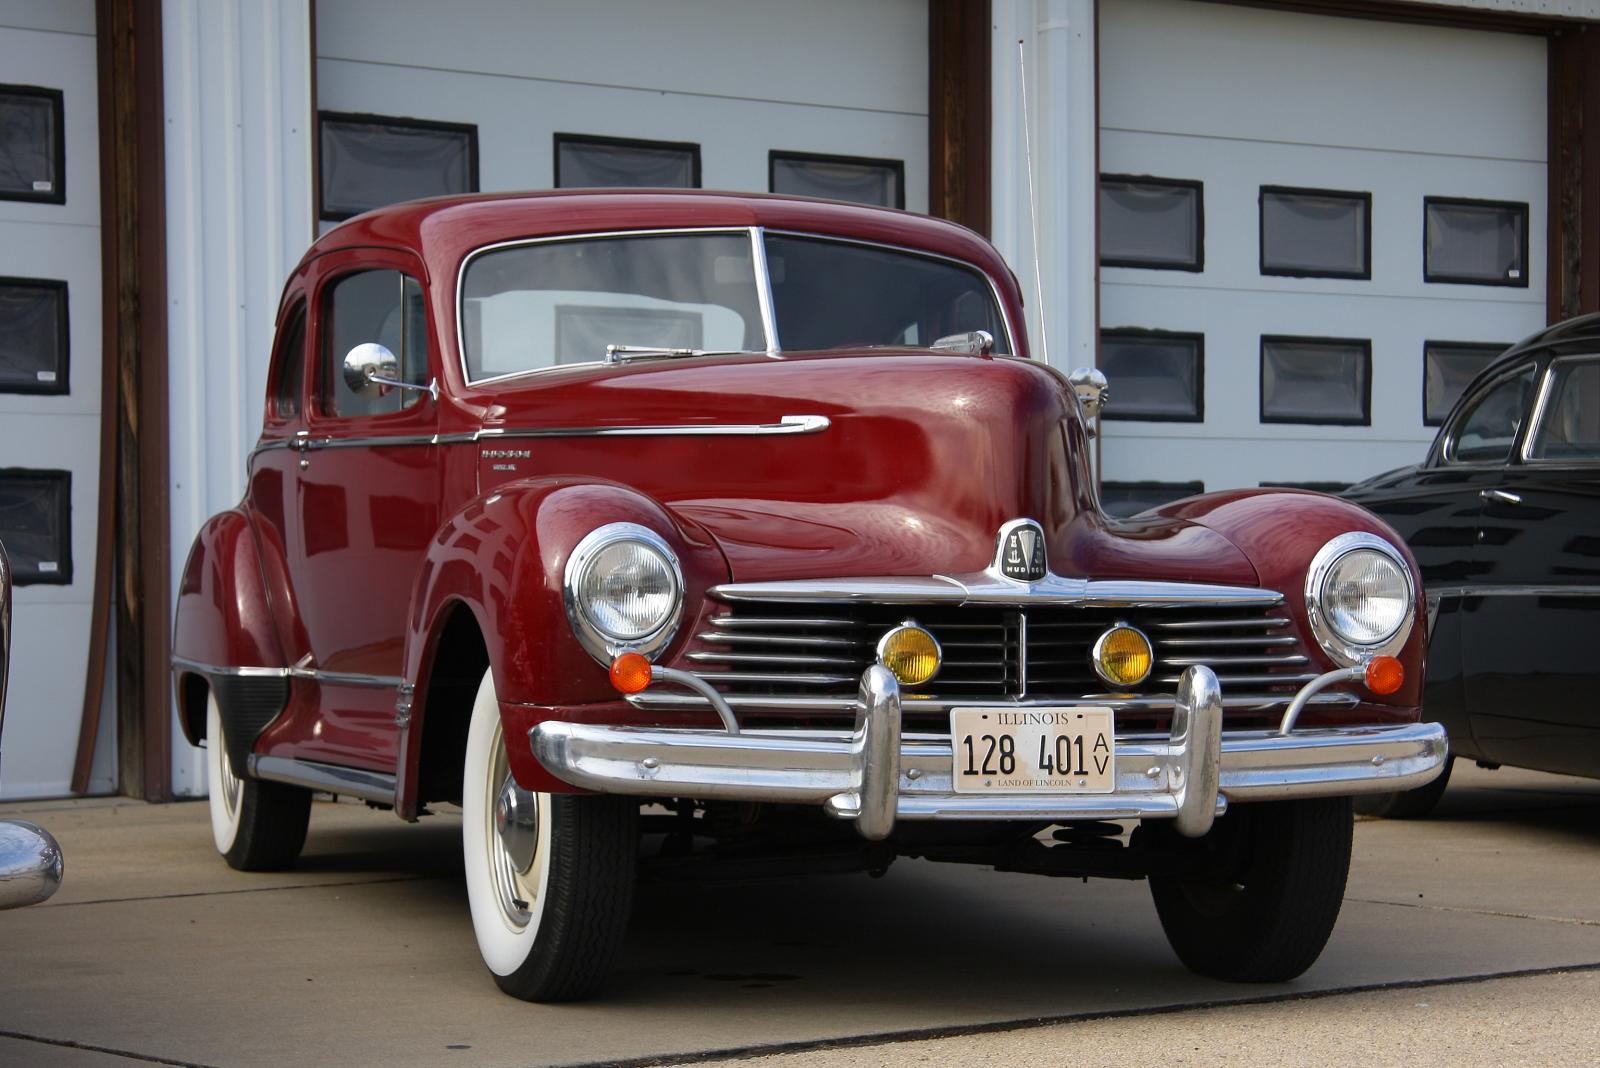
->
<box><xmin>770</xmin><ymin>152</ymin><xmax>903</xmax><ymax>208</ymax></box>
<box><xmin>1424</xmin><ymin>198</ymin><xmax>1528</xmax><ymax>287</ymax></box>
<box><xmin>1424</xmin><ymin>341</ymin><xmax>1504</xmax><ymax>426</ymax></box>
<box><xmin>319</xmin><ymin>113</ymin><xmax>477</xmax><ymax>221</ymax></box>
<box><xmin>1261</xmin><ymin>336</ymin><xmax>1371</xmax><ymax>425</ymax></box>
<box><xmin>0</xmin><ymin>85</ymin><xmax>63</xmax><ymax>203</ymax></box>
<box><xmin>1101</xmin><ymin>481</ymin><xmax>1203</xmax><ymax>518</ymax></box>
<box><xmin>1260</xmin><ymin>187</ymin><xmax>1369</xmax><ymax>278</ymax></box>
<box><xmin>0</xmin><ymin>278</ymin><xmax>68</xmax><ymax>395</ymax></box>
<box><xmin>1099</xmin><ymin>330</ymin><xmax>1203</xmax><ymax>421</ymax></box>
<box><xmin>1100</xmin><ymin>176</ymin><xmax>1202</xmax><ymax>271</ymax></box>
<box><xmin>1449</xmin><ymin>366</ymin><xmax>1535</xmax><ymax>464</ymax></box>
<box><xmin>1529</xmin><ymin>359</ymin><xmax>1600</xmax><ymax>462</ymax></box>
<box><xmin>555</xmin><ymin>135</ymin><xmax>699</xmax><ymax>189</ymax></box>
<box><xmin>0</xmin><ymin>469</ymin><xmax>70</xmax><ymax>585</ymax></box>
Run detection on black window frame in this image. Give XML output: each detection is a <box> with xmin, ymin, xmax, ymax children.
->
<box><xmin>317</xmin><ymin>111</ymin><xmax>480</xmax><ymax>223</ymax></box>
<box><xmin>1423</xmin><ymin>339</ymin><xmax>1507</xmax><ymax>427</ymax></box>
<box><xmin>553</xmin><ymin>132</ymin><xmax>702</xmax><ymax>190</ymax></box>
<box><xmin>1098</xmin><ymin>174</ymin><xmax>1204</xmax><ymax>273</ymax></box>
<box><xmin>1258</xmin><ymin>185</ymin><xmax>1371</xmax><ymax>280</ymax></box>
<box><xmin>1259</xmin><ymin>334</ymin><xmax>1373</xmax><ymax>427</ymax></box>
<box><xmin>0</xmin><ymin>84</ymin><xmax>66</xmax><ymax>205</ymax></box>
<box><xmin>767</xmin><ymin>149</ymin><xmax>905</xmax><ymax>209</ymax></box>
<box><xmin>0</xmin><ymin>467</ymin><xmax>72</xmax><ymax>585</ymax></box>
<box><xmin>0</xmin><ymin>276</ymin><xmax>69</xmax><ymax>395</ymax></box>
<box><xmin>1422</xmin><ymin>195</ymin><xmax>1530</xmax><ymax>288</ymax></box>
<box><xmin>1441</xmin><ymin>361</ymin><xmax>1537</xmax><ymax>467</ymax></box>
<box><xmin>1097</xmin><ymin>327</ymin><xmax>1205</xmax><ymax>423</ymax></box>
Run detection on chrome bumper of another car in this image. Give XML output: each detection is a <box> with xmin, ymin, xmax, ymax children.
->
<box><xmin>530</xmin><ymin>664</ymin><xmax>1448</xmax><ymax>841</ymax></box>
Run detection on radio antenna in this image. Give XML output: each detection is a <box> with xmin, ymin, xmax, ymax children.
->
<box><xmin>1017</xmin><ymin>37</ymin><xmax>1051</xmax><ymax>366</ymax></box>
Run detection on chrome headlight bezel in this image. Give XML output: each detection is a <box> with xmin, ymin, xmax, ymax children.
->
<box><xmin>562</xmin><ymin>522</ymin><xmax>684</xmax><ymax>664</ymax></box>
<box><xmin>1304</xmin><ymin>531</ymin><xmax>1416</xmax><ymax>668</ymax></box>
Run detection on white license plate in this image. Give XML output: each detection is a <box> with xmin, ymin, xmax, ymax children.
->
<box><xmin>950</xmin><ymin>707</ymin><xmax>1115</xmax><ymax>793</ymax></box>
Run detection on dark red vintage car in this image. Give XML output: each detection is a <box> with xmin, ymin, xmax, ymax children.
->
<box><xmin>172</xmin><ymin>191</ymin><xmax>1445</xmax><ymax>1001</ymax></box>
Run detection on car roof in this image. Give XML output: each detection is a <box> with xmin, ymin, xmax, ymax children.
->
<box><xmin>306</xmin><ymin>189</ymin><xmax>1014</xmax><ymax>289</ymax></box>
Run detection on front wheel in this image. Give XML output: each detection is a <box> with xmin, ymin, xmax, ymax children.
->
<box><xmin>460</xmin><ymin>669</ymin><xmax>637</xmax><ymax>1002</ymax></box>
<box><xmin>1148</xmin><ymin>797</ymin><xmax>1352</xmax><ymax>983</ymax></box>
<box><xmin>206</xmin><ymin>692</ymin><xmax>311</xmax><ymax>871</ymax></box>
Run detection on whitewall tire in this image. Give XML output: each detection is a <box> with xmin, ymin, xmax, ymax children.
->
<box><xmin>460</xmin><ymin>669</ymin><xmax>637</xmax><ymax>1002</ymax></box>
<box><xmin>205</xmin><ymin>691</ymin><xmax>310</xmax><ymax>870</ymax></box>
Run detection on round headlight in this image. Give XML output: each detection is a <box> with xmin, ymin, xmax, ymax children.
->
<box><xmin>1306</xmin><ymin>533</ymin><xmax>1414</xmax><ymax>666</ymax></box>
<box><xmin>564</xmin><ymin>523</ymin><xmax>683</xmax><ymax>662</ymax></box>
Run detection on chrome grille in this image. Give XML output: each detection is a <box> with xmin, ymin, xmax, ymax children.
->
<box><xmin>685</xmin><ymin>600</ymin><xmax>1315</xmax><ymax>728</ymax></box>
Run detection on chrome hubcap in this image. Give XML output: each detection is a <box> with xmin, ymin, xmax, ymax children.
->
<box><xmin>485</xmin><ymin>722</ymin><xmax>540</xmax><ymax>929</ymax></box>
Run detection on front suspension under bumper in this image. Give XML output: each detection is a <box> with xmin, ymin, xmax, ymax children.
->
<box><xmin>530</xmin><ymin>665</ymin><xmax>1447</xmax><ymax>842</ymax></box>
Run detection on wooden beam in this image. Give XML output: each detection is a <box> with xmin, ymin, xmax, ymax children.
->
<box><xmin>93</xmin><ymin>0</ymin><xmax>171</xmax><ymax>801</ymax></box>
<box><xmin>929</xmin><ymin>0</ymin><xmax>992</xmax><ymax>235</ymax></box>
<box><xmin>1548</xmin><ymin>26</ymin><xmax>1600</xmax><ymax>323</ymax></box>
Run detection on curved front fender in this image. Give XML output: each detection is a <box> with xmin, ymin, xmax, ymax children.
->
<box><xmin>398</xmin><ymin>477</ymin><xmax>728</xmax><ymax>803</ymax></box>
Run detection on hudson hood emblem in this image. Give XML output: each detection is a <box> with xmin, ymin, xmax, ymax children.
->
<box><xmin>996</xmin><ymin>519</ymin><xmax>1047</xmax><ymax>581</ymax></box>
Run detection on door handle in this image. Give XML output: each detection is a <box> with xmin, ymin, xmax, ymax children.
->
<box><xmin>1480</xmin><ymin>489</ymin><xmax>1522</xmax><ymax>505</ymax></box>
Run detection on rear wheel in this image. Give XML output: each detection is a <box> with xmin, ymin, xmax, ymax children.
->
<box><xmin>461</xmin><ymin>669</ymin><xmax>637</xmax><ymax>1002</ymax></box>
<box><xmin>1149</xmin><ymin>797</ymin><xmax>1352</xmax><ymax>983</ymax></box>
<box><xmin>206</xmin><ymin>692</ymin><xmax>311</xmax><ymax>871</ymax></box>
<box><xmin>1354</xmin><ymin>755</ymin><xmax>1453</xmax><ymax>819</ymax></box>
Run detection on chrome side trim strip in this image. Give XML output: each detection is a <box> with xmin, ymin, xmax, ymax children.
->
<box><xmin>171</xmin><ymin>656</ymin><xmax>404</xmax><ymax>689</ymax></box>
<box><xmin>1429</xmin><ymin>584</ymin><xmax>1600</xmax><ymax>600</ymax></box>
<box><xmin>710</xmin><ymin>575</ymin><xmax>1284</xmax><ymax>608</ymax></box>
<box><xmin>248</xmin><ymin>755</ymin><xmax>397</xmax><ymax>805</ymax></box>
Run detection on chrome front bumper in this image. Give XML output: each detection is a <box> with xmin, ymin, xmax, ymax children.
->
<box><xmin>530</xmin><ymin>665</ymin><xmax>1447</xmax><ymax>841</ymax></box>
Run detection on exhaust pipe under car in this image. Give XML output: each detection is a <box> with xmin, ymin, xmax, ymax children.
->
<box><xmin>0</xmin><ymin>539</ymin><xmax>64</xmax><ymax>909</ymax></box>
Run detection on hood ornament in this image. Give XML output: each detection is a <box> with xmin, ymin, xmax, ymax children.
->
<box><xmin>993</xmin><ymin>519</ymin><xmax>1047</xmax><ymax>582</ymax></box>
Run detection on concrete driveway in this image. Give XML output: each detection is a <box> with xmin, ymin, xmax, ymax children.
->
<box><xmin>1</xmin><ymin>763</ymin><xmax>1596</xmax><ymax>1067</ymax></box>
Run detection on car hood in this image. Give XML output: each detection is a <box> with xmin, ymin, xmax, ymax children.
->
<box><xmin>474</xmin><ymin>349</ymin><xmax>1260</xmax><ymax>586</ymax></box>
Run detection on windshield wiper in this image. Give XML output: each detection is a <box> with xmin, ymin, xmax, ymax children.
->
<box><xmin>604</xmin><ymin>344</ymin><xmax>760</xmax><ymax>365</ymax></box>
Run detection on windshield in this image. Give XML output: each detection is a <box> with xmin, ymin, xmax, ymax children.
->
<box><xmin>458</xmin><ymin>229</ymin><xmax>1010</xmax><ymax>379</ymax></box>
<box><xmin>764</xmin><ymin>234</ymin><xmax>1009</xmax><ymax>353</ymax></box>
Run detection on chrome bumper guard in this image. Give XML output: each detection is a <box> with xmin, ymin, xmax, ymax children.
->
<box><xmin>530</xmin><ymin>664</ymin><xmax>1447</xmax><ymax>842</ymax></box>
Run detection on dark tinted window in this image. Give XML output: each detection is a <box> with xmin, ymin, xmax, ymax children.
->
<box><xmin>770</xmin><ymin>152</ymin><xmax>903</xmax><ymax>208</ymax></box>
<box><xmin>1424</xmin><ymin>341</ymin><xmax>1504</xmax><ymax>426</ymax></box>
<box><xmin>1260</xmin><ymin>187</ymin><xmax>1369</xmax><ymax>278</ymax></box>
<box><xmin>1529</xmin><ymin>358</ymin><xmax>1600</xmax><ymax>462</ymax></box>
<box><xmin>555</xmin><ymin>134</ymin><xmax>698</xmax><ymax>189</ymax></box>
<box><xmin>1099</xmin><ymin>330</ymin><xmax>1203</xmax><ymax>421</ymax></box>
<box><xmin>322</xmin><ymin>271</ymin><xmax>430</xmax><ymax>418</ymax></box>
<box><xmin>1449</xmin><ymin>366</ymin><xmax>1535</xmax><ymax>464</ymax></box>
<box><xmin>319</xmin><ymin>113</ymin><xmax>477</xmax><ymax>221</ymax></box>
<box><xmin>0</xmin><ymin>278</ymin><xmax>67</xmax><ymax>394</ymax></box>
<box><xmin>0</xmin><ymin>468</ymin><xmax>70</xmax><ymax>584</ymax></box>
<box><xmin>1099</xmin><ymin>177</ymin><xmax>1202</xmax><ymax>271</ymax></box>
<box><xmin>0</xmin><ymin>85</ymin><xmax>64</xmax><ymax>203</ymax></box>
<box><xmin>271</xmin><ymin>302</ymin><xmax>307</xmax><ymax>418</ymax></box>
<box><xmin>1261</xmin><ymin>336</ymin><xmax>1370</xmax><ymax>426</ymax></box>
<box><xmin>765</xmin><ymin>235</ymin><xmax>1007</xmax><ymax>353</ymax></box>
<box><xmin>1424</xmin><ymin>198</ymin><xmax>1528</xmax><ymax>287</ymax></box>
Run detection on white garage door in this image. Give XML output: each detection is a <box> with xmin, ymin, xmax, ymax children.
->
<box><xmin>1096</xmin><ymin>0</ymin><xmax>1547</xmax><ymax>512</ymax></box>
<box><xmin>0</xmin><ymin>0</ymin><xmax>114</xmax><ymax>798</ymax></box>
<box><xmin>312</xmin><ymin>0</ymin><xmax>927</xmax><ymax>225</ymax></box>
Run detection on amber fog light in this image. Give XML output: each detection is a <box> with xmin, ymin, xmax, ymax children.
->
<box><xmin>877</xmin><ymin>623</ymin><xmax>941</xmax><ymax>687</ymax></box>
<box><xmin>1092</xmin><ymin>624</ymin><xmax>1153</xmax><ymax>688</ymax></box>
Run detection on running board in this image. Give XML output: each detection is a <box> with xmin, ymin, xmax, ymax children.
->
<box><xmin>249</xmin><ymin>755</ymin><xmax>397</xmax><ymax>806</ymax></box>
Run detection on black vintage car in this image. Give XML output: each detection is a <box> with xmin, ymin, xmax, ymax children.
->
<box><xmin>1345</xmin><ymin>312</ymin><xmax>1600</xmax><ymax>816</ymax></box>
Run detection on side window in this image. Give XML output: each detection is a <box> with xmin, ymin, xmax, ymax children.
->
<box><xmin>1528</xmin><ymin>358</ymin><xmax>1600</xmax><ymax>462</ymax></box>
<box><xmin>271</xmin><ymin>301</ymin><xmax>306</xmax><ymax>419</ymax></box>
<box><xmin>322</xmin><ymin>269</ymin><xmax>430</xmax><ymax>418</ymax></box>
<box><xmin>1448</xmin><ymin>366</ymin><xmax>1534</xmax><ymax>464</ymax></box>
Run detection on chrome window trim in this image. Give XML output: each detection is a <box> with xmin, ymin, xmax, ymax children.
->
<box><xmin>1520</xmin><ymin>353</ymin><xmax>1600</xmax><ymax>465</ymax></box>
<box><xmin>1302</xmin><ymin>532</ymin><xmax>1415</xmax><ymax>668</ymax></box>
<box><xmin>750</xmin><ymin>227</ymin><xmax>780</xmax><ymax>354</ymax></box>
<box><xmin>455</xmin><ymin>226</ymin><xmax>773</xmax><ymax>387</ymax></box>
<box><xmin>761</xmin><ymin>228</ymin><xmax>1020</xmax><ymax>357</ymax></box>
<box><xmin>562</xmin><ymin>522</ymin><xmax>685</xmax><ymax>665</ymax></box>
<box><xmin>1440</xmin><ymin>361</ymin><xmax>1537</xmax><ymax>467</ymax></box>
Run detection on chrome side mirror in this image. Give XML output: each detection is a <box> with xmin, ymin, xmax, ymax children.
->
<box><xmin>931</xmin><ymin>330</ymin><xmax>995</xmax><ymax>356</ymax></box>
<box><xmin>343</xmin><ymin>342</ymin><xmax>400</xmax><ymax>399</ymax></box>
<box><xmin>1067</xmin><ymin>366</ymin><xmax>1108</xmax><ymax>421</ymax></box>
<box><xmin>342</xmin><ymin>343</ymin><xmax>438</xmax><ymax>403</ymax></box>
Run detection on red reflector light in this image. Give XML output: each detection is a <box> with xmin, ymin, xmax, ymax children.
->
<box><xmin>1364</xmin><ymin>656</ymin><xmax>1404</xmax><ymax>696</ymax></box>
<box><xmin>609</xmin><ymin>652</ymin><xmax>653</xmax><ymax>694</ymax></box>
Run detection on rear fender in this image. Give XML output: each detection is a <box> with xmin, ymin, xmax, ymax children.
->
<box><xmin>171</xmin><ymin>511</ymin><xmax>289</xmax><ymax>757</ymax></box>
<box><xmin>396</xmin><ymin>477</ymin><xmax>727</xmax><ymax>811</ymax></box>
